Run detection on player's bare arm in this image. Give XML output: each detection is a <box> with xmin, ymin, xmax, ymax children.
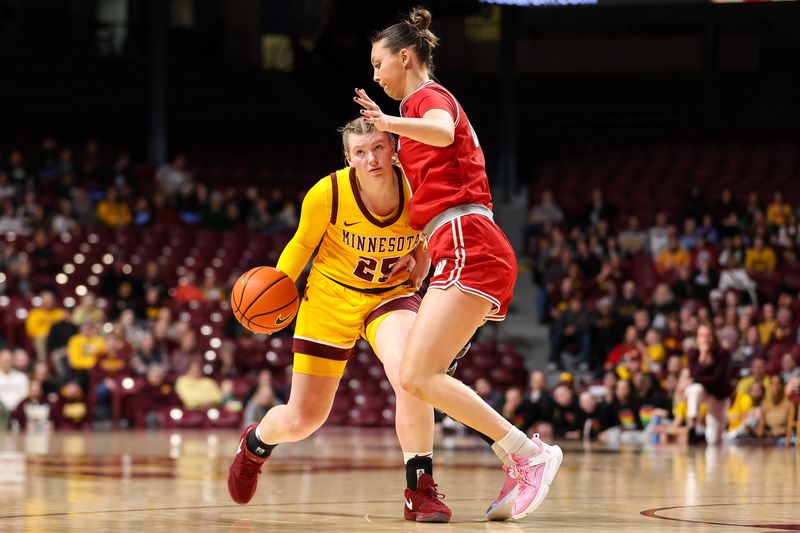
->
<box><xmin>354</xmin><ymin>88</ymin><xmax>454</xmax><ymax>147</ymax></box>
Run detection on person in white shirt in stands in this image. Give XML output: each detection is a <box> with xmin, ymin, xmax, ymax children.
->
<box><xmin>0</xmin><ymin>348</ymin><xmax>30</xmax><ymax>430</ymax></box>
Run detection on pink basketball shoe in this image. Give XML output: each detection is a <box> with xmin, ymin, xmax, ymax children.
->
<box><xmin>510</xmin><ymin>434</ymin><xmax>562</xmax><ymax>520</ymax></box>
<box><xmin>485</xmin><ymin>464</ymin><xmax>518</xmax><ymax>521</ymax></box>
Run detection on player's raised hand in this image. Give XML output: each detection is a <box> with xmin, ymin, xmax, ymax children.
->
<box><xmin>354</xmin><ymin>88</ymin><xmax>392</xmax><ymax>132</ymax></box>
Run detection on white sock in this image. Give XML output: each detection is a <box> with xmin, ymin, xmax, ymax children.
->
<box><xmin>403</xmin><ymin>451</ymin><xmax>433</xmax><ymax>464</ymax></box>
<box><xmin>491</xmin><ymin>441</ymin><xmax>513</xmax><ymax>467</ymax></box>
<box><xmin>497</xmin><ymin>428</ymin><xmax>537</xmax><ymax>458</ymax></box>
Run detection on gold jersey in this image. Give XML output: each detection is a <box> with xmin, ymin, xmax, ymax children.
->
<box><xmin>277</xmin><ymin>165</ymin><xmax>420</xmax><ymax>290</ymax></box>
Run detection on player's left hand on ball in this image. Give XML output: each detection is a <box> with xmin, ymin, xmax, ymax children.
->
<box><xmin>388</xmin><ymin>254</ymin><xmax>416</xmax><ymax>282</ymax></box>
<box><xmin>354</xmin><ymin>88</ymin><xmax>391</xmax><ymax>131</ymax></box>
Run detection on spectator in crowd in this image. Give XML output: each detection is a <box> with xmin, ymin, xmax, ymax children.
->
<box><xmin>25</xmin><ymin>290</ymin><xmax>67</xmax><ymax>363</ymax></box>
<box><xmin>12</xmin><ymin>348</ymin><xmax>32</xmax><ymax>374</ymax></box>
<box><xmin>548</xmin><ymin>383</ymin><xmax>584</xmax><ymax>440</ymax></box>
<box><xmin>0</xmin><ymin>348</ymin><xmax>30</xmax><ymax>430</ymax></box>
<box><xmin>141</xmin><ymin>261</ymin><xmax>167</xmax><ymax>301</ymax></box>
<box><xmin>744</xmin><ymin>235</ymin><xmax>776</xmax><ymax>273</ymax></box>
<box><xmin>599</xmin><ymin>379</ymin><xmax>643</xmax><ymax>444</ymax></box>
<box><xmin>586</xmin><ymin>188</ymin><xmax>613</xmax><ymax>227</ymax></box>
<box><xmin>133</xmin><ymin>364</ymin><xmax>179</xmax><ymax>429</ymax></box>
<box><xmin>51</xmin><ymin>199</ymin><xmax>79</xmax><ymax>235</ymax></box>
<box><xmin>46</xmin><ymin>310</ymin><xmax>78</xmax><ymax>376</ymax></box>
<box><xmin>758</xmin><ymin>303</ymin><xmax>777</xmax><ymax>345</ymax></box>
<box><xmin>501</xmin><ymin>387</ymin><xmax>527</xmax><ymax>431</ymax></box>
<box><xmin>656</xmin><ymin>232</ymin><xmax>691</xmax><ymax>274</ymax></box>
<box><xmin>51</xmin><ymin>379</ymin><xmax>88</xmax><ymax>430</ymax></box>
<box><xmin>736</xmin><ymin>357</ymin><xmax>769</xmax><ymax>397</ymax></box>
<box><xmin>614</xmin><ymin>281</ymin><xmax>642</xmax><ymax>326</ymax></box>
<box><xmin>130</xmin><ymin>333</ymin><xmax>164</xmax><ymax>376</ymax></box>
<box><xmin>156</xmin><ymin>154</ymin><xmax>192</xmax><ymax>197</ymax></box>
<box><xmin>577</xmin><ymin>391</ymin><xmax>606</xmax><ymax>441</ymax></box>
<box><xmin>109</xmin><ymin>281</ymin><xmax>143</xmax><ymax>320</ymax></box>
<box><xmin>678</xmin><ymin>218</ymin><xmax>700</xmax><ymax>252</ymax></box>
<box><xmin>685</xmin><ymin>324</ymin><xmax>732</xmax><ymax>445</ymax></box>
<box><xmin>66</xmin><ymin>321</ymin><xmax>107</xmax><ymax>390</ymax></box>
<box><xmin>243</xmin><ymin>384</ymin><xmax>282</xmax><ymax>427</ymax></box>
<box><xmin>11</xmin><ymin>380</ymin><xmax>52</xmax><ymax>431</ymax></box>
<box><xmin>731</xmin><ymin>325</ymin><xmax>763</xmax><ymax>369</ymax></box>
<box><xmin>756</xmin><ymin>374</ymin><xmax>790</xmax><ymax>439</ymax></box>
<box><xmin>725</xmin><ymin>381</ymin><xmax>765</xmax><ymax>441</ymax></box>
<box><xmin>766</xmin><ymin>190</ymin><xmax>791</xmax><ymax>228</ymax></box>
<box><xmin>96</xmin><ymin>187</ymin><xmax>132</xmax><ymax>227</ymax></box>
<box><xmin>769</xmin><ymin>308</ymin><xmax>796</xmax><ymax>347</ymax></box>
<box><xmin>617</xmin><ymin>216</ymin><xmax>648</xmax><ymax>256</ymax></box>
<box><xmin>548</xmin><ymin>295</ymin><xmax>591</xmax><ymax>371</ymax></box>
<box><xmin>780</xmin><ymin>352</ymin><xmax>800</xmax><ymax>383</ymax></box>
<box><xmin>132</xmin><ymin>197</ymin><xmax>153</xmax><ymax>227</ymax></box>
<box><xmin>606</xmin><ymin>325</ymin><xmax>640</xmax><ymax>369</ymax></box>
<box><xmin>72</xmin><ymin>292</ymin><xmax>105</xmax><ymax>326</ymax></box>
<box><xmin>474</xmin><ymin>377</ymin><xmax>504</xmax><ymax>414</ymax></box>
<box><xmin>174</xmin><ymin>271</ymin><xmax>204</xmax><ymax>303</ymax></box>
<box><xmin>215</xmin><ymin>341</ymin><xmax>239</xmax><ymax>379</ymax></box>
<box><xmin>175</xmin><ymin>359</ymin><xmax>223</xmax><ymax>410</ymax></box>
<box><xmin>200</xmin><ymin>271</ymin><xmax>225</xmax><ymax>302</ymax></box>
<box><xmin>523</xmin><ymin>190</ymin><xmax>564</xmax><ymax>253</ymax></box>
<box><xmin>90</xmin><ymin>332</ymin><xmax>132</xmax><ymax>420</ymax></box>
<box><xmin>648</xmin><ymin>212</ymin><xmax>670</xmax><ymax>257</ymax></box>
<box><xmin>32</xmin><ymin>361</ymin><xmax>59</xmax><ymax>401</ymax></box>
<box><xmin>171</xmin><ymin>329</ymin><xmax>200</xmax><ymax>376</ymax></box>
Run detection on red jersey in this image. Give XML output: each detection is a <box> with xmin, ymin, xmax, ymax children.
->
<box><xmin>398</xmin><ymin>81</ymin><xmax>493</xmax><ymax>230</ymax></box>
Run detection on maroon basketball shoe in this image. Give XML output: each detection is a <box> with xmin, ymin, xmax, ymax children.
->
<box><xmin>403</xmin><ymin>474</ymin><xmax>452</xmax><ymax>523</ymax></box>
<box><xmin>228</xmin><ymin>424</ymin><xmax>270</xmax><ymax>504</ymax></box>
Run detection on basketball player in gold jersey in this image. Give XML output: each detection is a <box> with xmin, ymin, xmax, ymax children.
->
<box><xmin>227</xmin><ymin>118</ymin><xmax>453</xmax><ymax>522</ymax></box>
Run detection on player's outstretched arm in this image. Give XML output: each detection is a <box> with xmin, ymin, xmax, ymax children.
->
<box><xmin>354</xmin><ymin>88</ymin><xmax>454</xmax><ymax>148</ymax></box>
<box><xmin>275</xmin><ymin>180</ymin><xmax>330</xmax><ymax>281</ymax></box>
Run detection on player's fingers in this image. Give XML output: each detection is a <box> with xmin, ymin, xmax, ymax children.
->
<box><xmin>355</xmin><ymin>88</ymin><xmax>375</xmax><ymax>103</ymax></box>
<box><xmin>354</xmin><ymin>97</ymin><xmax>377</xmax><ymax>109</ymax></box>
<box><xmin>389</xmin><ymin>256</ymin><xmax>414</xmax><ymax>277</ymax></box>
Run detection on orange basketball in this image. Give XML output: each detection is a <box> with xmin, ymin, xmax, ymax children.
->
<box><xmin>230</xmin><ymin>266</ymin><xmax>299</xmax><ymax>334</ymax></box>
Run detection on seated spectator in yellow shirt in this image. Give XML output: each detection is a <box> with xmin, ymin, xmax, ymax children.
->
<box><xmin>766</xmin><ymin>190</ymin><xmax>791</xmax><ymax>227</ymax></box>
<box><xmin>744</xmin><ymin>235</ymin><xmax>776</xmax><ymax>273</ymax></box>
<box><xmin>66</xmin><ymin>321</ymin><xmax>107</xmax><ymax>372</ymax></box>
<box><xmin>175</xmin><ymin>359</ymin><xmax>223</xmax><ymax>410</ymax></box>
<box><xmin>757</xmin><ymin>302</ymin><xmax>777</xmax><ymax>345</ymax></box>
<box><xmin>655</xmin><ymin>233</ymin><xmax>691</xmax><ymax>274</ymax></box>
<box><xmin>25</xmin><ymin>290</ymin><xmax>67</xmax><ymax>363</ymax></box>
<box><xmin>96</xmin><ymin>188</ymin><xmax>132</xmax><ymax>227</ymax></box>
<box><xmin>736</xmin><ymin>357</ymin><xmax>769</xmax><ymax>397</ymax></box>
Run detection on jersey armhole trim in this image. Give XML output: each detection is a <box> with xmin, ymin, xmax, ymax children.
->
<box><xmin>329</xmin><ymin>172</ymin><xmax>339</xmax><ymax>225</ymax></box>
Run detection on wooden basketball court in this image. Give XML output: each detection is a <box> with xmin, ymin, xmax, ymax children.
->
<box><xmin>1</xmin><ymin>428</ymin><xmax>797</xmax><ymax>532</ymax></box>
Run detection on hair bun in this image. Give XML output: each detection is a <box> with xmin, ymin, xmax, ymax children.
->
<box><xmin>408</xmin><ymin>7</ymin><xmax>433</xmax><ymax>32</ymax></box>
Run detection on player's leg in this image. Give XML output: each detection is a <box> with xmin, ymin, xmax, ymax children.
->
<box><xmin>227</xmin><ymin>363</ymin><xmax>341</xmax><ymax>504</ymax></box>
<box><xmin>368</xmin><ymin>309</ymin><xmax>450</xmax><ymax>523</ymax></box>
<box><xmin>399</xmin><ymin>285</ymin><xmax>562</xmax><ymax>520</ymax></box>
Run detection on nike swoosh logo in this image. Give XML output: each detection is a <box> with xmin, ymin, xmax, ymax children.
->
<box><xmin>343</xmin><ymin>221</ymin><xmax>360</xmax><ymax>227</ymax></box>
<box><xmin>275</xmin><ymin>312</ymin><xmax>295</xmax><ymax>325</ymax></box>
<box><xmin>405</xmin><ymin>498</ymin><xmax>414</xmax><ymax>510</ymax></box>
<box><xmin>236</xmin><ymin>437</ymin><xmax>244</xmax><ymax>454</ymax></box>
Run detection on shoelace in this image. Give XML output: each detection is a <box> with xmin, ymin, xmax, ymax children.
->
<box><xmin>239</xmin><ymin>457</ymin><xmax>264</xmax><ymax>480</ymax></box>
<box><xmin>513</xmin><ymin>460</ymin><xmax>542</xmax><ymax>490</ymax></box>
<box><xmin>423</xmin><ymin>482</ymin><xmax>446</xmax><ymax>502</ymax></box>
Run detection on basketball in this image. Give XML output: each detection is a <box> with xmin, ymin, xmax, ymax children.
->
<box><xmin>230</xmin><ymin>266</ymin><xmax>299</xmax><ymax>334</ymax></box>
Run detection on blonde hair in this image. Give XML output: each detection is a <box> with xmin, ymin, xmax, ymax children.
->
<box><xmin>338</xmin><ymin>117</ymin><xmax>397</xmax><ymax>158</ymax></box>
<box><xmin>371</xmin><ymin>7</ymin><xmax>439</xmax><ymax>74</ymax></box>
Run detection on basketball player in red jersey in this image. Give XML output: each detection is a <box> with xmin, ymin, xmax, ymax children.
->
<box><xmin>354</xmin><ymin>8</ymin><xmax>562</xmax><ymax>521</ymax></box>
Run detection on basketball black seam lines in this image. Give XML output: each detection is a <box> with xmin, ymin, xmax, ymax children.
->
<box><xmin>241</xmin><ymin>276</ymin><xmax>289</xmax><ymax>329</ymax></box>
<box><xmin>233</xmin><ymin>266</ymin><xmax>264</xmax><ymax>315</ymax></box>
<box><xmin>246</xmin><ymin>295</ymin><xmax>298</xmax><ymax>322</ymax></box>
